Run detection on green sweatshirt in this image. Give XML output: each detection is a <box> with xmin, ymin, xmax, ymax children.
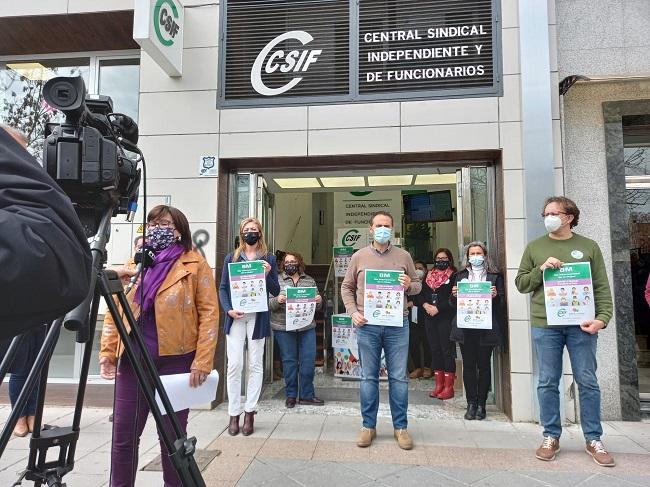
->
<box><xmin>515</xmin><ymin>233</ymin><xmax>613</xmax><ymax>327</ymax></box>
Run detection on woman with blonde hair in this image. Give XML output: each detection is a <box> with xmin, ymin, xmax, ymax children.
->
<box><xmin>219</xmin><ymin>217</ymin><xmax>280</xmax><ymax>436</ymax></box>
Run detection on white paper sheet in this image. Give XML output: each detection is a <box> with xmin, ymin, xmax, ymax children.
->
<box><xmin>155</xmin><ymin>370</ymin><xmax>219</xmax><ymax>414</ymax></box>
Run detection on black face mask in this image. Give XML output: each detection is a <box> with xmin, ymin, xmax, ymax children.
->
<box><xmin>435</xmin><ymin>260</ymin><xmax>450</xmax><ymax>270</ymax></box>
<box><xmin>284</xmin><ymin>264</ymin><xmax>299</xmax><ymax>276</ymax></box>
<box><xmin>243</xmin><ymin>232</ymin><xmax>260</xmax><ymax>246</ymax></box>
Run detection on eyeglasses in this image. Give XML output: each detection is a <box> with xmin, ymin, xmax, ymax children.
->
<box><xmin>541</xmin><ymin>212</ymin><xmax>567</xmax><ymax>218</ymax></box>
<box><xmin>146</xmin><ymin>220</ymin><xmax>175</xmax><ymax>230</ymax></box>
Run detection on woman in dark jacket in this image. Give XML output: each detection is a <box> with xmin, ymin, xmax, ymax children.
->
<box><xmin>219</xmin><ymin>217</ymin><xmax>280</xmax><ymax>437</ymax></box>
<box><xmin>408</xmin><ymin>261</ymin><xmax>432</xmax><ymax>379</ymax></box>
<box><xmin>417</xmin><ymin>248</ymin><xmax>457</xmax><ymax>400</ymax></box>
<box><xmin>450</xmin><ymin>241</ymin><xmax>506</xmax><ymax>421</ymax></box>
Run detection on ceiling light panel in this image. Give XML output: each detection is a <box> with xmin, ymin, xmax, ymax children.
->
<box><xmin>367</xmin><ymin>175</ymin><xmax>414</xmax><ymax>186</ymax></box>
<box><xmin>274</xmin><ymin>178</ymin><xmax>321</xmax><ymax>189</ymax></box>
<box><xmin>319</xmin><ymin>176</ymin><xmax>366</xmax><ymax>187</ymax></box>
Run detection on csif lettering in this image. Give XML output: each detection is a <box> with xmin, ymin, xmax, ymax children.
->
<box><xmin>342</xmin><ymin>229</ymin><xmax>361</xmax><ymax>246</ymax></box>
<box><xmin>379</xmin><ymin>273</ymin><xmax>390</xmax><ymax>278</ymax></box>
<box><xmin>154</xmin><ymin>0</ymin><xmax>180</xmax><ymax>47</ymax></box>
<box><xmin>241</xmin><ymin>264</ymin><xmax>252</xmax><ymax>269</ymax></box>
<box><xmin>560</xmin><ymin>267</ymin><xmax>573</xmax><ymax>273</ymax></box>
<box><xmin>251</xmin><ymin>31</ymin><xmax>322</xmax><ymax>96</ymax></box>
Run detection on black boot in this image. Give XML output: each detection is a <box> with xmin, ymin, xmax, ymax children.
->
<box><xmin>476</xmin><ymin>403</ymin><xmax>487</xmax><ymax>420</ymax></box>
<box><xmin>464</xmin><ymin>402</ymin><xmax>478</xmax><ymax>420</ymax></box>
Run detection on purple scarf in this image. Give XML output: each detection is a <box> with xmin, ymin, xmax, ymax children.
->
<box><xmin>134</xmin><ymin>243</ymin><xmax>185</xmax><ymax>312</ymax></box>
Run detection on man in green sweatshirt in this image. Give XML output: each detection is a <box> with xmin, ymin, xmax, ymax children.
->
<box><xmin>516</xmin><ymin>196</ymin><xmax>614</xmax><ymax>467</ymax></box>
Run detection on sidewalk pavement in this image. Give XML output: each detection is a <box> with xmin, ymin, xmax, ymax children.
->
<box><xmin>1</xmin><ymin>404</ymin><xmax>649</xmax><ymax>486</ymax></box>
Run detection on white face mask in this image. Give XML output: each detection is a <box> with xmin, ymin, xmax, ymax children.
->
<box><xmin>415</xmin><ymin>269</ymin><xmax>425</xmax><ymax>279</ymax></box>
<box><xmin>544</xmin><ymin>215</ymin><xmax>563</xmax><ymax>233</ymax></box>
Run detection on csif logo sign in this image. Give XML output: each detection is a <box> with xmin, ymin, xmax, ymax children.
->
<box><xmin>251</xmin><ymin>31</ymin><xmax>322</xmax><ymax>96</ymax></box>
<box><xmin>341</xmin><ymin>229</ymin><xmax>362</xmax><ymax>247</ymax></box>
<box><xmin>154</xmin><ymin>0</ymin><xmax>181</xmax><ymax>46</ymax></box>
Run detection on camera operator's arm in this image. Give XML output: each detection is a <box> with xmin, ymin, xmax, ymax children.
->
<box><xmin>0</xmin><ymin>129</ymin><xmax>92</xmax><ymax>340</ymax></box>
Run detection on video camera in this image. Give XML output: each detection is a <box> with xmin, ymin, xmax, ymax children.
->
<box><xmin>42</xmin><ymin>76</ymin><xmax>141</xmax><ymax>236</ymax></box>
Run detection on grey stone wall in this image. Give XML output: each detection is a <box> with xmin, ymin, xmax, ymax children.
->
<box><xmin>562</xmin><ymin>80</ymin><xmax>650</xmax><ymax>420</ymax></box>
<box><xmin>557</xmin><ymin>0</ymin><xmax>650</xmax><ymax>79</ymax></box>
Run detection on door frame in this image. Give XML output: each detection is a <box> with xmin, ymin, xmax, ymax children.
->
<box><xmin>214</xmin><ymin>150</ymin><xmax>510</xmax><ymax>415</ymax></box>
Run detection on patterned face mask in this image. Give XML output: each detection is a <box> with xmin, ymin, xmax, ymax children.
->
<box><xmin>147</xmin><ymin>226</ymin><xmax>176</xmax><ymax>252</ymax></box>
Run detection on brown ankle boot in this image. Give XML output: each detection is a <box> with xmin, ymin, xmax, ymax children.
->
<box><xmin>242</xmin><ymin>411</ymin><xmax>256</xmax><ymax>436</ymax></box>
<box><xmin>228</xmin><ymin>414</ymin><xmax>241</xmax><ymax>436</ymax></box>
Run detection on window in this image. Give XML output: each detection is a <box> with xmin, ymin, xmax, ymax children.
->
<box><xmin>0</xmin><ymin>58</ymin><xmax>90</xmax><ymax>156</ymax></box>
<box><xmin>0</xmin><ymin>55</ymin><xmax>140</xmax><ymax>159</ymax></box>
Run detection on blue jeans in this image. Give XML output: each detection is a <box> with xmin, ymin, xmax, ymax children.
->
<box><xmin>357</xmin><ymin>318</ymin><xmax>409</xmax><ymax>429</ymax></box>
<box><xmin>532</xmin><ymin>326</ymin><xmax>602</xmax><ymax>442</ymax></box>
<box><xmin>275</xmin><ymin>327</ymin><xmax>317</xmax><ymax>400</ymax></box>
<box><xmin>9</xmin><ymin>372</ymin><xmax>38</xmax><ymax>418</ymax></box>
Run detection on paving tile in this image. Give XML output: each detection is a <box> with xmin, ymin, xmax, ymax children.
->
<box><xmin>520</xmin><ymin>470</ymin><xmax>595</xmax><ymax>487</ymax></box>
<box><xmin>312</xmin><ymin>440</ymin><xmax>370</xmax><ymax>462</ymax></box>
<box><xmin>472</xmin><ymin>471</ymin><xmax>548</xmax><ymax>486</ymax></box>
<box><xmin>133</xmin><ymin>470</ymin><xmax>164</xmax><ymax>486</ymax></box>
<box><xmin>368</xmin><ymin>443</ymin><xmax>429</xmax><ymax>465</ymax></box>
<box><xmin>381</xmin><ymin>465</ymin><xmax>466</xmax><ymax>487</ymax></box>
<box><xmin>574</xmin><ymin>473</ymin><xmax>643</xmax><ymax>487</ymax></box>
<box><xmin>344</xmin><ymin>461</ymin><xmax>411</xmax><ymax>480</ymax></box>
<box><xmin>201</xmin><ymin>455</ymin><xmax>252</xmax><ymax>482</ymax></box>
<box><xmin>462</xmin><ymin>419</ymin><xmax>518</xmax><ymax>433</ymax></box>
<box><xmin>73</xmin><ymin>450</ymin><xmax>111</xmax><ymax>475</ymax></box>
<box><xmin>288</xmin><ymin>461</ymin><xmax>372</xmax><ymax>487</ymax></box>
<box><xmin>269</xmin><ymin>421</ymin><xmax>323</xmax><ymax>441</ymax></box>
<box><xmin>61</xmin><ymin>473</ymin><xmax>107</xmax><ymax>487</ymax></box>
<box><xmin>424</xmin><ymin>466</ymin><xmax>494</xmax><ymax>485</ymax></box>
<box><xmin>257</xmin><ymin>457</ymin><xmax>321</xmax><ymax>473</ymax></box>
<box><xmin>236</xmin><ymin>458</ymin><xmax>285</xmax><ymax>486</ymax></box>
<box><xmin>257</xmin><ymin>439</ymin><xmax>317</xmax><ymax>460</ymax></box>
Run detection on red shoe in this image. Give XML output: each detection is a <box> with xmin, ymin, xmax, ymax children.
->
<box><xmin>436</xmin><ymin>373</ymin><xmax>455</xmax><ymax>400</ymax></box>
<box><xmin>429</xmin><ymin>370</ymin><xmax>444</xmax><ymax>398</ymax></box>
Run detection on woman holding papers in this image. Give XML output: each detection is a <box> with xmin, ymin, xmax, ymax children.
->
<box><xmin>99</xmin><ymin>205</ymin><xmax>219</xmax><ymax>487</ymax></box>
<box><xmin>450</xmin><ymin>241</ymin><xmax>505</xmax><ymax>421</ymax></box>
<box><xmin>219</xmin><ymin>217</ymin><xmax>280</xmax><ymax>436</ymax></box>
<box><xmin>418</xmin><ymin>248</ymin><xmax>457</xmax><ymax>400</ymax></box>
<box><xmin>270</xmin><ymin>251</ymin><xmax>324</xmax><ymax>408</ymax></box>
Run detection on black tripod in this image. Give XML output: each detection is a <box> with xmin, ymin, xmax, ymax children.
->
<box><xmin>0</xmin><ymin>208</ymin><xmax>206</xmax><ymax>487</ymax></box>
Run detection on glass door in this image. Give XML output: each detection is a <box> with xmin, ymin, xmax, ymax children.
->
<box><xmin>456</xmin><ymin>166</ymin><xmax>496</xmax><ymax>254</ymax></box>
<box><xmin>455</xmin><ymin>165</ymin><xmax>499</xmax><ymax>405</ymax></box>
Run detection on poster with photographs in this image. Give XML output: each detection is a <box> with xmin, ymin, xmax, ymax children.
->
<box><xmin>457</xmin><ymin>281</ymin><xmax>492</xmax><ymax>329</ymax></box>
<box><xmin>228</xmin><ymin>260</ymin><xmax>268</xmax><ymax>313</ymax></box>
<box><xmin>332</xmin><ymin>314</ymin><xmax>387</xmax><ymax>379</ymax></box>
<box><xmin>333</xmin><ymin>246</ymin><xmax>354</xmax><ymax>277</ymax></box>
<box><xmin>543</xmin><ymin>262</ymin><xmax>595</xmax><ymax>326</ymax></box>
<box><xmin>364</xmin><ymin>270</ymin><xmax>404</xmax><ymax>327</ymax></box>
<box><xmin>286</xmin><ymin>287</ymin><xmax>317</xmax><ymax>331</ymax></box>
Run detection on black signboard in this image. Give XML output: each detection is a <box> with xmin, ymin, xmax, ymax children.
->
<box><xmin>223</xmin><ymin>0</ymin><xmax>350</xmax><ymax>101</ymax></box>
<box><xmin>219</xmin><ymin>0</ymin><xmax>499</xmax><ymax>107</ymax></box>
<box><xmin>359</xmin><ymin>0</ymin><xmax>494</xmax><ymax>94</ymax></box>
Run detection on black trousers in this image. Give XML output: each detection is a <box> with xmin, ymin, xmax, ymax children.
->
<box><xmin>425</xmin><ymin>317</ymin><xmax>456</xmax><ymax>373</ymax></box>
<box><xmin>408</xmin><ymin>322</ymin><xmax>432</xmax><ymax>369</ymax></box>
<box><xmin>459</xmin><ymin>332</ymin><xmax>494</xmax><ymax>405</ymax></box>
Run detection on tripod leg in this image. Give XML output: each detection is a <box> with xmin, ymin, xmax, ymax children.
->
<box><xmin>100</xmin><ymin>273</ymin><xmax>206</xmax><ymax>487</ymax></box>
<box><xmin>0</xmin><ymin>320</ymin><xmax>62</xmax><ymax>457</ymax></box>
<box><xmin>0</xmin><ymin>333</ymin><xmax>26</xmax><ymax>386</ymax></box>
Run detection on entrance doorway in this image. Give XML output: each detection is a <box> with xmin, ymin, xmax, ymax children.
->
<box><xmin>624</xmin><ymin>116</ymin><xmax>650</xmax><ymax>409</ymax></box>
<box><xmin>217</xmin><ymin>152</ymin><xmax>508</xmax><ymax>414</ymax></box>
